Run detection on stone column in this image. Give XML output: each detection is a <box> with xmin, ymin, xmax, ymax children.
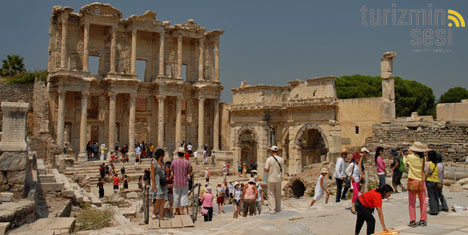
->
<box><xmin>57</xmin><ymin>90</ymin><xmax>66</xmax><ymax>148</ymax></box>
<box><xmin>60</xmin><ymin>14</ymin><xmax>69</xmax><ymax>68</ymax></box>
<box><xmin>83</xmin><ymin>22</ymin><xmax>90</xmax><ymax>72</ymax></box>
<box><xmin>158</xmin><ymin>31</ymin><xmax>165</xmax><ymax>78</ymax></box>
<box><xmin>197</xmin><ymin>97</ymin><xmax>205</xmax><ymax>151</ymax></box>
<box><xmin>157</xmin><ymin>95</ymin><xmax>165</xmax><ymax>148</ymax></box>
<box><xmin>0</xmin><ymin>102</ymin><xmax>29</xmax><ymax>152</ymax></box>
<box><xmin>214</xmin><ymin>39</ymin><xmax>219</xmax><ymax>81</ymax></box>
<box><xmin>177</xmin><ymin>34</ymin><xmax>183</xmax><ymax>79</ymax></box>
<box><xmin>109</xmin><ymin>25</ymin><xmax>117</xmax><ymax>73</ymax></box>
<box><xmin>381</xmin><ymin>52</ymin><xmax>397</xmax><ymax>123</ymax></box>
<box><xmin>78</xmin><ymin>91</ymin><xmax>89</xmax><ymax>161</ymax></box>
<box><xmin>131</xmin><ymin>28</ymin><xmax>137</xmax><ymax>74</ymax></box>
<box><xmin>108</xmin><ymin>92</ymin><xmax>117</xmax><ymax>154</ymax></box>
<box><xmin>198</xmin><ymin>38</ymin><xmax>204</xmax><ymax>81</ymax></box>
<box><xmin>213</xmin><ymin>99</ymin><xmax>220</xmax><ymax>151</ymax></box>
<box><xmin>128</xmin><ymin>93</ymin><xmax>136</xmax><ymax>161</ymax></box>
<box><xmin>175</xmin><ymin>96</ymin><xmax>182</xmax><ymax>147</ymax></box>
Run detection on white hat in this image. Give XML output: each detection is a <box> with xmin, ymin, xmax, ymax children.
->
<box><xmin>360</xmin><ymin>147</ymin><xmax>370</xmax><ymax>153</ymax></box>
<box><xmin>206</xmin><ymin>186</ymin><xmax>212</xmax><ymax>192</ymax></box>
<box><xmin>248</xmin><ymin>178</ymin><xmax>255</xmax><ymax>183</ymax></box>
<box><xmin>177</xmin><ymin>147</ymin><xmax>185</xmax><ymax>154</ymax></box>
<box><xmin>271</xmin><ymin>146</ymin><xmax>279</xmax><ymax>152</ymax></box>
<box><xmin>409</xmin><ymin>142</ymin><xmax>431</xmax><ymax>152</ymax></box>
<box><xmin>320</xmin><ymin>168</ymin><xmax>328</xmax><ymax>174</ymax></box>
<box><xmin>234</xmin><ymin>181</ymin><xmax>239</xmax><ymax>186</ymax></box>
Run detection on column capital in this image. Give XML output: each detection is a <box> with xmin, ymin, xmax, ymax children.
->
<box><xmin>61</xmin><ymin>13</ymin><xmax>69</xmax><ymax>22</ymax></box>
<box><xmin>132</xmin><ymin>28</ymin><xmax>137</xmax><ymax>35</ymax></box>
<box><xmin>58</xmin><ymin>89</ymin><xmax>66</xmax><ymax>96</ymax></box>
<box><xmin>156</xmin><ymin>95</ymin><xmax>166</xmax><ymax>100</ymax></box>
<box><xmin>81</xmin><ymin>91</ymin><xmax>90</xmax><ymax>97</ymax></box>
<box><xmin>160</xmin><ymin>31</ymin><xmax>165</xmax><ymax>37</ymax></box>
<box><xmin>129</xmin><ymin>92</ymin><xmax>137</xmax><ymax>99</ymax></box>
<box><xmin>177</xmin><ymin>34</ymin><xmax>183</xmax><ymax>41</ymax></box>
<box><xmin>108</xmin><ymin>91</ymin><xmax>118</xmax><ymax>98</ymax></box>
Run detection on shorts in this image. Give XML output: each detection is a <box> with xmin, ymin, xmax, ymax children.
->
<box><xmin>217</xmin><ymin>197</ymin><xmax>224</xmax><ymax>204</ymax></box>
<box><xmin>173</xmin><ymin>186</ymin><xmax>189</xmax><ymax>208</ymax></box>
<box><xmin>233</xmin><ymin>199</ymin><xmax>240</xmax><ymax>206</ymax></box>
<box><xmin>392</xmin><ymin>172</ymin><xmax>402</xmax><ymax>186</ymax></box>
<box><xmin>188</xmin><ymin>150</ymin><xmax>193</xmax><ymax>154</ymax></box>
<box><xmin>167</xmin><ymin>193</ymin><xmax>174</xmax><ymax>203</ymax></box>
<box><xmin>255</xmin><ymin>200</ymin><xmax>262</xmax><ymax>213</ymax></box>
<box><xmin>243</xmin><ymin>199</ymin><xmax>256</xmax><ymax>215</ymax></box>
<box><xmin>113</xmin><ymin>185</ymin><xmax>119</xmax><ymax>190</ymax></box>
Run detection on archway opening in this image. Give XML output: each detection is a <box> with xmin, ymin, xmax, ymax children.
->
<box><xmin>239</xmin><ymin>130</ymin><xmax>257</xmax><ymax>172</ymax></box>
<box><xmin>299</xmin><ymin>129</ymin><xmax>327</xmax><ymax>169</ymax></box>
<box><xmin>292</xmin><ymin>180</ymin><xmax>306</xmax><ymax>198</ymax></box>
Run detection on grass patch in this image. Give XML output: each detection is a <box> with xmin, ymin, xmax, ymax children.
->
<box><xmin>75</xmin><ymin>207</ymin><xmax>114</xmax><ymax>232</ymax></box>
<box><xmin>1</xmin><ymin>70</ymin><xmax>47</xmax><ymax>83</ymax></box>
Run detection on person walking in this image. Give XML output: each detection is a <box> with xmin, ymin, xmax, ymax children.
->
<box><xmin>309</xmin><ymin>168</ymin><xmax>329</xmax><ymax>207</ymax></box>
<box><xmin>375</xmin><ymin>147</ymin><xmax>386</xmax><ymax>189</ymax></box>
<box><xmin>346</xmin><ymin>152</ymin><xmax>362</xmax><ymax>214</ymax></box>
<box><xmin>355</xmin><ymin>184</ymin><xmax>393</xmax><ymax>235</ymax></box>
<box><xmin>264</xmin><ymin>146</ymin><xmax>284</xmax><ymax>214</ymax></box>
<box><xmin>436</xmin><ymin>154</ymin><xmax>449</xmax><ymax>212</ymax></box>
<box><xmin>360</xmin><ymin>147</ymin><xmax>370</xmax><ymax>193</ymax></box>
<box><xmin>164</xmin><ymin>162</ymin><xmax>174</xmax><ymax>217</ymax></box>
<box><xmin>232</xmin><ymin>182</ymin><xmax>241</xmax><ymax>219</ymax></box>
<box><xmin>99</xmin><ymin>163</ymin><xmax>105</xmax><ymax>180</ymax></box>
<box><xmin>98</xmin><ymin>178</ymin><xmax>105</xmax><ymax>198</ymax></box>
<box><xmin>151</xmin><ymin>148</ymin><xmax>168</xmax><ymax>220</ymax></box>
<box><xmin>334</xmin><ymin>148</ymin><xmax>348</xmax><ymax>202</ymax></box>
<box><xmin>426</xmin><ymin>151</ymin><xmax>440</xmax><ymax>215</ymax></box>
<box><xmin>255</xmin><ymin>182</ymin><xmax>264</xmax><ymax>215</ymax></box>
<box><xmin>405</xmin><ymin>142</ymin><xmax>431</xmax><ymax>227</ymax></box>
<box><xmin>391</xmin><ymin>149</ymin><xmax>406</xmax><ymax>193</ymax></box>
<box><xmin>123</xmin><ymin>175</ymin><xmax>128</xmax><ymax>189</ymax></box>
<box><xmin>203</xmin><ymin>149</ymin><xmax>208</xmax><ymax>165</ymax></box>
<box><xmin>100</xmin><ymin>144</ymin><xmax>107</xmax><ymax>161</ymax></box>
<box><xmin>112</xmin><ymin>173</ymin><xmax>120</xmax><ymax>192</ymax></box>
<box><xmin>200</xmin><ymin>186</ymin><xmax>214</xmax><ymax>222</ymax></box>
<box><xmin>216</xmin><ymin>184</ymin><xmax>226</xmax><ymax>214</ymax></box>
<box><xmin>205</xmin><ymin>167</ymin><xmax>210</xmax><ymax>182</ymax></box>
<box><xmin>211</xmin><ymin>150</ymin><xmax>216</xmax><ymax>166</ymax></box>
<box><xmin>170</xmin><ymin>147</ymin><xmax>192</xmax><ymax>215</ymax></box>
<box><xmin>242</xmin><ymin>178</ymin><xmax>258</xmax><ymax>217</ymax></box>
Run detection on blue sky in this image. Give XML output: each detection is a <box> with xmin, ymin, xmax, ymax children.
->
<box><xmin>1</xmin><ymin>0</ymin><xmax>467</xmax><ymax>102</ymax></box>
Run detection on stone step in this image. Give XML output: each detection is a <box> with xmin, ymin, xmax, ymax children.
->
<box><xmin>40</xmin><ymin>182</ymin><xmax>64</xmax><ymax>192</ymax></box>
<box><xmin>38</xmin><ymin>175</ymin><xmax>56</xmax><ymax>183</ymax></box>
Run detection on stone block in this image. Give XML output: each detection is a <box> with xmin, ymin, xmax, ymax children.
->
<box><xmin>40</xmin><ymin>183</ymin><xmax>64</xmax><ymax>192</ymax></box>
<box><xmin>0</xmin><ymin>193</ymin><xmax>13</xmax><ymax>202</ymax></box>
<box><xmin>0</xmin><ymin>222</ymin><xmax>9</xmax><ymax>235</ymax></box>
<box><xmin>0</xmin><ymin>152</ymin><xmax>28</xmax><ymax>171</ymax></box>
<box><xmin>62</xmin><ymin>190</ymin><xmax>74</xmax><ymax>198</ymax></box>
<box><xmin>39</xmin><ymin>175</ymin><xmax>56</xmax><ymax>183</ymax></box>
<box><xmin>0</xmin><ymin>172</ymin><xmax>7</xmax><ymax>184</ymax></box>
<box><xmin>450</xmin><ymin>183</ymin><xmax>463</xmax><ymax>192</ymax></box>
<box><xmin>126</xmin><ymin>192</ymin><xmax>138</xmax><ymax>199</ymax></box>
<box><xmin>0</xmin><ymin>102</ymin><xmax>29</xmax><ymax>152</ymax></box>
<box><xmin>27</xmin><ymin>217</ymin><xmax>75</xmax><ymax>234</ymax></box>
<box><xmin>6</xmin><ymin>171</ymin><xmax>25</xmax><ymax>185</ymax></box>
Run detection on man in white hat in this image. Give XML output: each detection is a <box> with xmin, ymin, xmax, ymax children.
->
<box><xmin>170</xmin><ymin>147</ymin><xmax>192</xmax><ymax>215</ymax></box>
<box><xmin>264</xmin><ymin>145</ymin><xmax>285</xmax><ymax>214</ymax></box>
<box><xmin>360</xmin><ymin>147</ymin><xmax>370</xmax><ymax>193</ymax></box>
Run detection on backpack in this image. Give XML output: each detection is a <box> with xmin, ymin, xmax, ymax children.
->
<box><xmin>398</xmin><ymin>156</ymin><xmax>407</xmax><ymax>173</ymax></box>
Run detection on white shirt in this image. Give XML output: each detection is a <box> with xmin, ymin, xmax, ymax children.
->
<box><xmin>193</xmin><ymin>152</ymin><xmax>198</xmax><ymax>158</ymax></box>
<box><xmin>228</xmin><ymin>184</ymin><xmax>234</xmax><ymax>194</ymax></box>
<box><xmin>334</xmin><ymin>157</ymin><xmax>346</xmax><ymax>179</ymax></box>
<box><xmin>234</xmin><ymin>188</ymin><xmax>242</xmax><ymax>200</ymax></box>
<box><xmin>187</xmin><ymin>144</ymin><xmax>192</xmax><ymax>151</ymax></box>
<box><xmin>256</xmin><ymin>184</ymin><xmax>262</xmax><ymax>201</ymax></box>
<box><xmin>350</xmin><ymin>162</ymin><xmax>361</xmax><ymax>183</ymax></box>
<box><xmin>265</xmin><ymin>155</ymin><xmax>284</xmax><ymax>183</ymax></box>
<box><xmin>135</xmin><ymin>147</ymin><xmax>141</xmax><ymax>155</ymax></box>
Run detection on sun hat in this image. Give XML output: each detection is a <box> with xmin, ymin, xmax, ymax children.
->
<box><xmin>320</xmin><ymin>168</ymin><xmax>328</xmax><ymax>174</ymax></box>
<box><xmin>234</xmin><ymin>181</ymin><xmax>239</xmax><ymax>186</ymax></box>
<box><xmin>248</xmin><ymin>177</ymin><xmax>255</xmax><ymax>183</ymax></box>
<box><xmin>352</xmin><ymin>152</ymin><xmax>361</xmax><ymax>159</ymax></box>
<box><xmin>360</xmin><ymin>147</ymin><xmax>370</xmax><ymax>153</ymax></box>
<box><xmin>177</xmin><ymin>147</ymin><xmax>185</xmax><ymax>154</ymax></box>
<box><xmin>271</xmin><ymin>146</ymin><xmax>279</xmax><ymax>152</ymax></box>
<box><xmin>206</xmin><ymin>186</ymin><xmax>211</xmax><ymax>192</ymax></box>
<box><xmin>390</xmin><ymin>149</ymin><xmax>398</xmax><ymax>155</ymax></box>
<box><xmin>341</xmin><ymin>148</ymin><xmax>348</xmax><ymax>154</ymax></box>
<box><xmin>409</xmin><ymin>142</ymin><xmax>431</xmax><ymax>152</ymax></box>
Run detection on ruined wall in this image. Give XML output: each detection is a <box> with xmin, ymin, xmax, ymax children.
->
<box><xmin>437</xmin><ymin>100</ymin><xmax>468</xmax><ymax>121</ymax></box>
<box><xmin>364</xmin><ymin>121</ymin><xmax>468</xmax><ymax>162</ymax></box>
<box><xmin>337</xmin><ymin>97</ymin><xmax>382</xmax><ymax>149</ymax></box>
<box><xmin>0</xmin><ymin>83</ymin><xmax>34</xmax><ymax>134</ymax></box>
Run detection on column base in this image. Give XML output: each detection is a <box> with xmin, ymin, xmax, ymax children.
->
<box><xmin>128</xmin><ymin>151</ymin><xmax>136</xmax><ymax>162</ymax></box>
<box><xmin>78</xmin><ymin>152</ymin><xmax>88</xmax><ymax>162</ymax></box>
<box><xmin>157</xmin><ymin>75</ymin><xmax>166</xmax><ymax>79</ymax></box>
<box><xmin>176</xmin><ymin>76</ymin><xmax>183</xmax><ymax>80</ymax></box>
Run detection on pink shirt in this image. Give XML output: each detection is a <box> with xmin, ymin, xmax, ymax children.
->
<box><xmin>171</xmin><ymin>158</ymin><xmax>192</xmax><ymax>187</ymax></box>
<box><xmin>244</xmin><ymin>184</ymin><xmax>256</xmax><ymax>200</ymax></box>
<box><xmin>376</xmin><ymin>156</ymin><xmax>386</xmax><ymax>175</ymax></box>
<box><xmin>201</xmin><ymin>192</ymin><xmax>214</xmax><ymax>208</ymax></box>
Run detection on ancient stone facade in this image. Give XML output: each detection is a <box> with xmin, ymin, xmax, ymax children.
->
<box><xmin>47</xmin><ymin>3</ymin><xmax>223</xmax><ymax>159</ymax></box>
<box><xmin>437</xmin><ymin>99</ymin><xmax>468</xmax><ymax>121</ymax></box>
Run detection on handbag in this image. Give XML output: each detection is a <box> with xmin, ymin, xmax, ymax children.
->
<box><xmin>201</xmin><ymin>208</ymin><xmax>208</xmax><ymax>216</ymax></box>
<box><xmin>407</xmin><ymin>156</ymin><xmax>425</xmax><ymax>193</ymax></box>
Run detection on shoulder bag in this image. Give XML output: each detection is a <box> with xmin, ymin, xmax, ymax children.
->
<box><xmin>407</xmin><ymin>156</ymin><xmax>425</xmax><ymax>193</ymax></box>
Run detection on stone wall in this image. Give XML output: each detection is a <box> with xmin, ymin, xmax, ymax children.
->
<box><xmin>0</xmin><ymin>152</ymin><xmax>29</xmax><ymax>199</ymax></box>
<box><xmin>364</xmin><ymin>121</ymin><xmax>468</xmax><ymax>162</ymax></box>
<box><xmin>0</xmin><ymin>82</ymin><xmax>34</xmax><ymax>134</ymax></box>
<box><xmin>437</xmin><ymin>99</ymin><xmax>468</xmax><ymax>121</ymax></box>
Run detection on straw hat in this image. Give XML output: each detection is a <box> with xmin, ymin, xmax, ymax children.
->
<box><xmin>177</xmin><ymin>147</ymin><xmax>185</xmax><ymax>154</ymax></box>
<box><xmin>340</xmin><ymin>148</ymin><xmax>348</xmax><ymax>154</ymax></box>
<box><xmin>248</xmin><ymin>177</ymin><xmax>255</xmax><ymax>183</ymax></box>
<box><xmin>409</xmin><ymin>142</ymin><xmax>431</xmax><ymax>152</ymax></box>
<box><xmin>360</xmin><ymin>147</ymin><xmax>370</xmax><ymax>153</ymax></box>
<box><xmin>320</xmin><ymin>168</ymin><xmax>328</xmax><ymax>174</ymax></box>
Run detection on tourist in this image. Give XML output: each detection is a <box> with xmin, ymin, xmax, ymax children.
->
<box><xmin>232</xmin><ymin>182</ymin><xmax>241</xmax><ymax>219</ymax></box>
<box><xmin>99</xmin><ymin>163</ymin><xmax>105</xmax><ymax>179</ymax></box>
<box><xmin>238</xmin><ymin>162</ymin><xmax>242</xmax><ymax>176</ymax></box>
<box><xmin>436</xmin><ymin>154</ymin><xmax>449</xmax><ymax>212</ymax></box>
<box><xmin>187</xmin><ymin>142</ymin><xmax>193</xmax><ymax>156</ymax></box>
<box><xmin>143</xmin><ymin>169</ymin><xmax>150</xmax><ymax>186</ymax></box>
<box><xmin>355</xmin><ymin>184</ymin><xmax>393</xmax><ymax>235</ymax></box>
<box><xmin>110</xmin><ymin>151</ymin><xmax>116</xmax><ymax>163</ymax></box>
<box><xmin>375</xmin><ymin>146</ymin><xmax>386</xmax><ymax>189</ymax></box>
<box><xmin>120</xmin><ymin>165</ymin><xmax>126</xmax><ymax>180</ymax></box>
<box><xmin>405</xmin><ymin>142</ymin><xmax>431</xmax><ymax>227</ymax></box>
<box><xmin>135</xmin><ymin>153</ymin><xmax>140</xmax><ymax>170</ymax></box>
<box><xmin>200</xmin><ymin>186</ymin><xmax>214</xmax><ymax>222</ymax></box>
<box><xmin>138</xmin><ymin>176</ymin><xmax>143</xmax><ymax>190</ymax></box>
<box><xmin>228</xmin><ymin>181</ymin><xmax>234</xmax><ymax>204</ymax></box>
<box><xmin>222</xmin><ymin>165</ymin><xmax>227</xmax><ymax>180</ymax></box>
<box><xmin>346</xmin><ymin>152</ymin><xmax>362</xmax><ymax>214</ymax></box>
<box><xmin>203</xmin><ymin>149</ymin><xmax>208</xmax><ymax>165</ymax></box>
<box><xmin>211</xmin><ymin>150</ymin><xmax>216</xmax><ymax>166</ymax></box>
<box><xmin>242</xmin><ymin>163</ymin><xmax>247</xmax><ymax>177</ymax></box>
<box><xmin>255</xmin><ymin>182</ymin><xmax>264</xmax><ymax>215</ymax></box>
<box><xmin>227</xmin><ymin>161</ymin><xmax>231</xmax><ymax>175</ymax></box>
<box><xmin>193</xmin><ymin>151</ymin><xmax>198</xmax><ymax>165</ymax></box>
<box><xmin>113</xmin><ymin>173</ymin><xmax>120</xmax><ymax>192</ymax></box>
<box><xmin>149</xmin><ymin>143</ymin><xmax>154</xmax><ymax>158</ymax></box>
<box><xmin>98</xmin><ymin>178</ymin><xmax>105</xmax><ymax>198</ymax></box>
<box><xmin>391</xmin><ymin>149</ymin><xmax>406</xmax><ymax>192</ymax></box>
<box><xmin>123</xmin><ymin>175</ymin><xmax>128</xmax><ymax>189</ymax></box>
<box><xmin>100</xmin><ymin>144</ymin><xmax>106</xmax><ymax>161</ymax></box>
<box><xmin>360</xmin><ymin>147</ymin><xmax>370</xmax><ymax>193</ymax></box>
<box><xmin>309</xmin><ymin>168</ymin><xmax>329</xmax><ymax>207</ymax></box>
<box><xmin>164</xmin><ymin>161</ymin><xmax>174</xmax><ymax>217</ymax></box>
<box><xmin>135</xmin><ymin>145</ymin><xmax>141</xmax><ymax>160</ymax></box>
<box><xmin>426</xmin><ymin>151</ymin><xmax>440</xmax><ymax>215</ymax></box>
<box><xmin>334</xmin><ymin>148</ymin><xmax>348</xmax><ymax>202</ymax></box>
<box><xmin>151</xmin><ymin>148</ymin><xmax>168</xmax><ymax>220</ymax></box>
<box><xmin>216</xmin><ymin>184</ymin><xmax>226</xmax><ymax>214</ymax></box>
<box><xmin>205</xmin><ymin>167</ymin><xmax>210</xmax><ymax>182</ymax></box>
<box><xmin>264</xmin><ymin>146</ymin><xmax>284</xmax><ymax>214</ymax></box>
<box><xmin>105</xmin><ymin>163</ymin><xmax>110</xmax><ymax>176</ymax></box>
<box><xmin>242</xmin><ymin>178</ymin><xmax>258</xmax><ymax>217</ymax></box>
<box><xmin>171</xmin><ymin>147</ymin><xmax>192</xmax><ymax>215</ymax></box>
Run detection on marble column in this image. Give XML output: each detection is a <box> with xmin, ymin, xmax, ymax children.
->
<box><xmin>175</xmin><ymin>96</ymin><xmax>182</xmax><ymax>147</ymax></box>
<box><xmin>128</xmin><ymin>93</ymin><xmax>136</xmax><ymax>160</ymax></box>
<box><xmin>197</xmin><ymin>97</ymin><xmax>205</xmax><ymax>151</ymax></box>
<box><xmin>157</xmin><ymin>95</ymin><xmax>165</xmax><ymax>148</ymax></box>
<box><xmin>213</xmin><ymin>99</ymin><xmax>220</xmax><ymax>151</ymax></box>
<box><xmin>78</xmin><ymin>91</ymin><xmax>89</xmax><ymax>161</ymax></box>
<box><xmin>109</xmin><ymin>26</ymin><xmax>117</xmax><ymax>73</ymax></box>
<box><xmin>60</xmin><ymin>14</ymin><xmax>69</xmax><ymax>68</ymax></box>
<box><xmin>177</xmin><ymin>34</ymin><xmax>183</xmax><ymax>79</ymax></box>
<box><xmin>131</xmin><ymin>28</ymin><xmax>137</xmax><ymax>74</ymax></box>
<box><xmin>108</xmin><ymin>92</ymin><xmax>117</xmax><ymax>154</ymax></box>
<box><xmin>83</xmin><ymin>22</ymin><xmax>90</xmax><ymax>72</ymax></box>
<box><xmin>56</xmin><ymin>90</ymin><xmax>66</xmax><ymax>147</ymax></box>
<box><xmin>158</xmin><ymin>31</ymin><xmax>165</xmax><ymax>78</ymax></box>
<box><xmin>214</xmin><ymin>39</ymin><xmax>219</xmax><ymax>81</ymax></box>
<box><xmin>198</xmin><ymin>38</ymin><xmax>204</xmax><ymax>81</ymax></box>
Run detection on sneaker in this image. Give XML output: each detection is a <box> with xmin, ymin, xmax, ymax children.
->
<box><xmin>418</xmin><ymin>220</ymin><xmax>427</xmax><ymax>227</ymax></box>
<box><xmin>408</xmin><ymin>221</ymin><xmax>418</xmax><ymax>227</ymax></box>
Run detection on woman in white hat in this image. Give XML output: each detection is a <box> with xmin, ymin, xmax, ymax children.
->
<box><xmin>405</xmin><ymin>142</ymin><xmax>431</xmax><ymax>227</ymax></box>
<box><xmin>232</xmin><ymin>182</ymin><xmax>241</xmax><ymax>219</ymax></box>
<box><xmin>310</xmin><ymin>168</ymin><xmax>329</xmax><ymax>207</ymax></box>
<box><xmin>241</xmin><ymin>178</ymin><xmax>258</xmax><ymax>217</ymax></box>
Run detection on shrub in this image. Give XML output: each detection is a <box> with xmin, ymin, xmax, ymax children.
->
<box><xmin>75</xmin><ymin>207</ymin><xmax>114</xmax><ymax>231</ymax></box>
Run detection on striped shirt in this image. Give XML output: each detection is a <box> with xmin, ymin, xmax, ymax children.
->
<box><xmin>170</xmin><ymin>158</ymin><xmax>192</xmax><ymax>187</ymax></box>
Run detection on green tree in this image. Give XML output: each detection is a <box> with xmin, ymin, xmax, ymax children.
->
<box><xmin>439</xmin><ymin>87</ymin><xmax>468</xmax><ymax>103</ymax></box>
<box><xmin>0</xmin><ymin>55</ymin><xmax>25</xmax><ymax>76</ymax></box>
<box><xmin>336</xmin><ymin>75</ymin><xmax>436</xmax><ymax>117</ymax></box>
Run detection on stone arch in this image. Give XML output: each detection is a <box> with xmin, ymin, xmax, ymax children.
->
<box><xmin>293</xmin><ymin>123</ymin><xmax>329</xmax><ymax>169</ymax></box>
<box><xmin>235</xmin><ymin>125</ymin><xmax>259</xmax><ymax>147</ymax></box>
<box><xmin>235</xmin><ymin>125</ymin><xmax>259</xmax><ymax>172</ymax></box>
<box><xmin>293</xmin><ymin>124</ymin><xmax>329</xmax><ymax>149</ymax></box>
